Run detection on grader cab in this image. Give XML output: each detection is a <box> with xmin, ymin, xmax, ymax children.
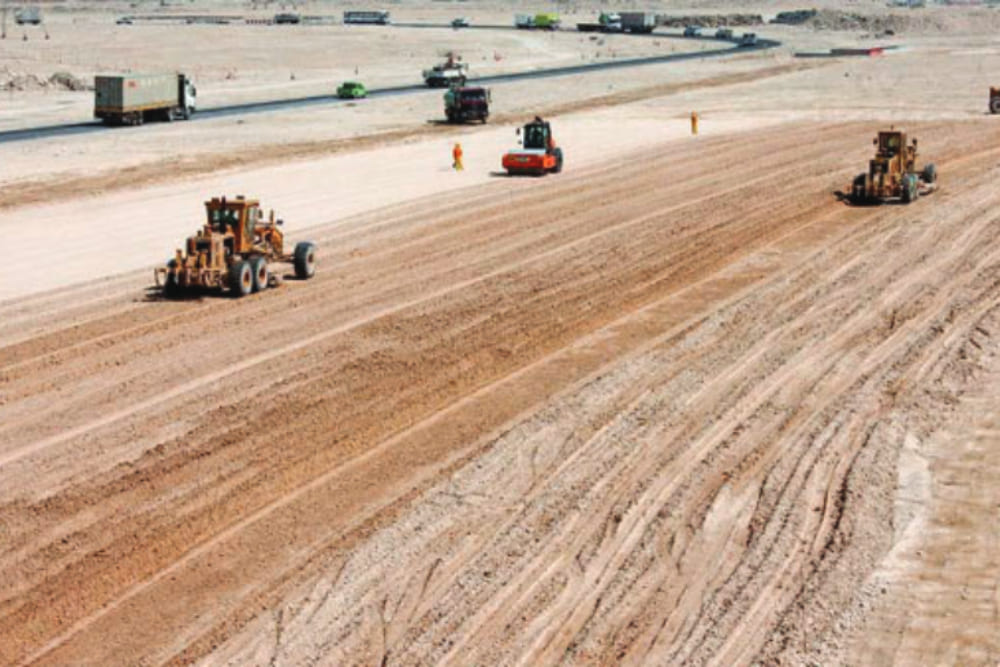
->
<box><xmin>850</xmin><ymin>129</ymin><xmax>937</xmax><ymax>205</ymax></box>
<box><xmin>155</xmin><ymin>196</ymin><xmax>317</xmax><ymax>298</ymax></box>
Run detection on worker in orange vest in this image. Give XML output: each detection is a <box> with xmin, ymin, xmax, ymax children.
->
<box><xmin>452</xmin><ymin>142</ymin><xmax>464</xmax><ymax>171</ymax></box>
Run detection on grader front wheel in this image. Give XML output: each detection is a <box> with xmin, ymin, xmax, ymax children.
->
<box><xmin>294</xmin><ymin>242</ymin><xmax>317</xmax><ymax>280</ymax></box>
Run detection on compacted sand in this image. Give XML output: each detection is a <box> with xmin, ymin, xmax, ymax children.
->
<box><xmin>1</xmin><ymin>3</ymin><xmax>998</xmax><ymax>665</ymax></box>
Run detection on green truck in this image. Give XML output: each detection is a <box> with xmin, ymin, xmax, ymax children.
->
<box><xmin>533</xmin><ymin>12</ymin><xmax>560</xmax><ymax>29</ymax></box>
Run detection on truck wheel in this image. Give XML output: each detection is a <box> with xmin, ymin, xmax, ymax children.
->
<box><xmin>229</xmin><ymin>260</ymin><xmax>253</xmax><ymax>297</ymax></box>
<box><xmin>991</xmin><ymin>97</ymin><xmax>1000</xmax><ymax>114</ymax></box>
<box><xmin>250</xmin><ymin>256</ymin><xmax>269</xmax><ymax>292</ymax></box>
<box><xmin>294</xmin><ymin>242</ymin><xmax>317</xmax><ymax>280</ymax></box>
<box><xmin>552</xmin><ymin>148</ymin><xmax>564</xmax><ymax>174</ymax></box>
<box><xmin>921</xmin><ymin>163</ymin><xmax>937</xmax><ymax>184</ymax></box>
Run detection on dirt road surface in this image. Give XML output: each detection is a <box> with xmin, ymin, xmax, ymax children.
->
<box><xmin>2</xmin><ymin>118</ymin><xmax>998</xmax><ymax>665</ymax></box>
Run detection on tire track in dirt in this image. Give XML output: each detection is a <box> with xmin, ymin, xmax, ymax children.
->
<box><xmin>199</xmin><ymin>122</ymin><xmax>1000</xmax><ymax>664</ymax></box>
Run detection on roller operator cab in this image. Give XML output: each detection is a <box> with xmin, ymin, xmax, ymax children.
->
<box><xmin>502</xmin><ymin>118</ymin><xmax>564</xmax><ymax>176</ymax></box>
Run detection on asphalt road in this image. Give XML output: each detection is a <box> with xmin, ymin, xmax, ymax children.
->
<box><xmin>0</xmin><ymin>26</ymin><xmax>778</xmax><ymax>144</ymax></box>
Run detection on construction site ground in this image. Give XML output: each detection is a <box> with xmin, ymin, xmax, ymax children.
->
<box><xmin>2</xmin><ymin>2</ymin><xmax>999</xmax><ymax>665</ymax></box>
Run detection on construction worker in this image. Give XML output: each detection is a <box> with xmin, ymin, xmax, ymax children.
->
<box><xmin>452</xmin><ymin>142</ymin><xmax>464</xmax><ymax>171</ymax></box>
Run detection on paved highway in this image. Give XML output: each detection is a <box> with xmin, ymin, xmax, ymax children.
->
<box><xmin>0</xmin><ymin>27</ymin><xmax>778</xmax><ymax>144</ymax></box>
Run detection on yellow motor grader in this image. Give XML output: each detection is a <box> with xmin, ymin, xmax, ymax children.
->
<box><xmin>155</xmin><ymin>196</ymin><xmax>317</xmax><ymax>298</ymax></box>
<box><xmin>850</xmin><ymin>128</ymin><xmax>937</xmax><ymax>205</ymax></box>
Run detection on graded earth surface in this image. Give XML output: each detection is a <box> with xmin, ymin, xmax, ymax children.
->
<box><xmin>1</xmin><ymin>1</ymin><xmax>998</xmax><ymax>665</ymax></box>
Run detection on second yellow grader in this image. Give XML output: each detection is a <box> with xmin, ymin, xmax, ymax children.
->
<box><xmin>850</xmin><ymin>128</ymin><xmax>937</xmax><ymax>205</ymax></box>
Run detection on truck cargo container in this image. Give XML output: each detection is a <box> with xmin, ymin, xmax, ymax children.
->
<box><xmin>533</xmin><ymin>13</ymin><xmax>560</xmax><ymax>29</ymax></box>
<box><xmin>94</xmin><ymin>73</ymin><xmax>197</xmax><ymax>126</ymax></box>
<box><xmin>619</xmin><ymin>12</ymin><xmax>656</xmax><ymax>33</ymax></box>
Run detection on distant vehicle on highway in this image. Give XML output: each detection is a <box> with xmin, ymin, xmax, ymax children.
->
<box><xmin>738</xmin><ymin>32</ymin><xmax>758</xmax><ymax>47</ymax></box>
<box><xmin>715</xmin><ymin>28</ymin><xmax>733</xmax><ymax>40</ymax></box>
<box><xmin>115</xmin><ymin>16</ymin><xmax>133</xmax><ymax>25</ymax></box>
<box><xmin>451</xmin><ymin>17</ymin><xmax>469</xmax><ymax>28</ymax></box>
<box><xmin>15</xmin><ymin>6</ymin><xmax>41</xmax><ymax>25</ymax></box>
<box><xmin>337</xmin><ymin>81</ymin><xmax>368</xmax><ymax>99</ymax></box>
<box><xmin>274</xmin><ymin>12</ymin><xmax>301</xmax><ymax>24</ymax></box>
<box><xmin>343</xmin><ymin>10</ymin><xmax>390</xmax><ymax>25</ymax></box>
<box><xmin>94</xmin><ymin>73</ymin><xmax>197</xmax><ymax>125</ymax></box>
<box><xmin>683</xmin><ymin>25</ymin><xmax>702</xmax><ymax>37</ymax></box>
<box><xmin>619</xmin><ymin>12</ymin><xmax>655</xmax><ymax>34</ymax></box>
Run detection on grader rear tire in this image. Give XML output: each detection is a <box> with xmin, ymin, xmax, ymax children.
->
<box><xmin>230</xmin><ymin>261</ymin><xmax>253</xmax><ymax>297</ymax></box>
<box><xmin>250</xmin><ymin>256</ymin><xmax>269</xmax><ymax>292</ymax></box>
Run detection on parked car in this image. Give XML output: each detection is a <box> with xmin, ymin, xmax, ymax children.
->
<box><xmin>451</xmin><ymin>17</ymin><xmax>469</xmax><ymax>28</ymax></box>
<box><xmin>683</xmin><ymin>25</ymin><xmax>702</xmax><ymax>37</ymax></box>
<box><xmin>714</xmin><ymin>28</ymin><xmax>733</xmax><ymax>39</ymax></box>
<box><xmin>337</xmin><ymin>81</ymin><xmax>368</xmax><ymax>99</ymax></box>
<box><xmin>738</xmin><ymin>32</ymin><xmax>758</xmax><ymax>47</ymax></box>
<box><xmin>115</xmin><ymin>16</ymin><xmax>133</xmax><ymax>24</ymax></box>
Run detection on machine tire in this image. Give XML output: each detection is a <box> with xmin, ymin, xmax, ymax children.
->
<box><xmin>921</xmin><ymin>163</ymin><xmax>937</xmax><ymax>184</ymax></box>
<box><xmin>229</xmin><ymin>260</ymin><xmax>253</xmax><ymax>297</ymax></box>
<box><xmin>901</xmin><ymin>175</ymin><xmax>918</xmax><ymax>204</ymax></box>
<box><xmin>552</xmin><ymin>147</ymin><xmax>563</xmax><ymax>174</ymax></box>
<box><xmin>851</xmin><ymin>173</ymin><xmax>867</xmax><ymax>204</ymax></box>
<box><xmin>163</xmin><ymin>265</ymin><xmax>182</xmax><ymax>298</ymax></box>
<box><xmin>294</xmin><ymin>242</ymin><xmax>317</xmax><ymax>280</ymax></box>
<box><xmin>991</xmin><ymin>97</ymin><xmax>1000</xmax><ymax>114</ymax></box>
<box><xmin>250</xmin><ymin>256</ymin><xmax>269</xmax><ymax>292</ymax></box>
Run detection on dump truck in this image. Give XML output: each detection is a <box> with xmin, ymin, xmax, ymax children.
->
<box><xmin>990</xmin><ymin>86</ymin><xmax>1000</xmax><ymax>114</ymax></box>
<box><xmin>156</xmin><ymin>196</ymin><xmax>318</xmax><ymax>298</ymax></box>
<box><xmin>94</xmin><ymin>73</ymin><xmax>196</xmax><ymax>125</ymax></box>
<box><xmin>444</xmin><ymin>86</ymin><xmax>490</xmax><ymax>123</ymax></box>
<box><xmin>502</xmin><ymin>116</ymin><xmax>563</xmax><ymax>176</ymax></box>
<box><xmin>850</xmin><ymin>128</ymin><xmax>937</xmax><ymax>205</ymax></box>
<box><xmin>619</xmin><ymin>12</ymin><xmax>656</xmax><ymax>33</ymax></box>
<box><xmin>423</xmin><ymin>55</ymin><xmax>468</xmax><ymax>87</ymax></box>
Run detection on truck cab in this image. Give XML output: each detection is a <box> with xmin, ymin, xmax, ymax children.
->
<box><xmin>180</xmin><ymin>74</ymin><xmax>197</xmax><ymax>118</ymax></box>
<box><xmin>444</xmin><ymin>86</ymin><xmax>490</xmax><ymax>123</ymax></box>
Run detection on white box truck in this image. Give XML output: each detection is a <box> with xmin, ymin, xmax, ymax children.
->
<box><xmin>94</xmin><ymin>73</ymin><xmax>197</xmax><ymax>126</ymax></box>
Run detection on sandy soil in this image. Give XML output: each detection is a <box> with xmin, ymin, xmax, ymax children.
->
<box><xmin>2</xmin><ymin>4</ymin><xmax>999</xmax><ymax>666</ymax></box>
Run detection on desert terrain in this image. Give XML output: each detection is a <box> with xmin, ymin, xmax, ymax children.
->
<box><xmin>1</xmin><ymin>1</ymin><xmax>999</xmax><ymax>665</ymax></box>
